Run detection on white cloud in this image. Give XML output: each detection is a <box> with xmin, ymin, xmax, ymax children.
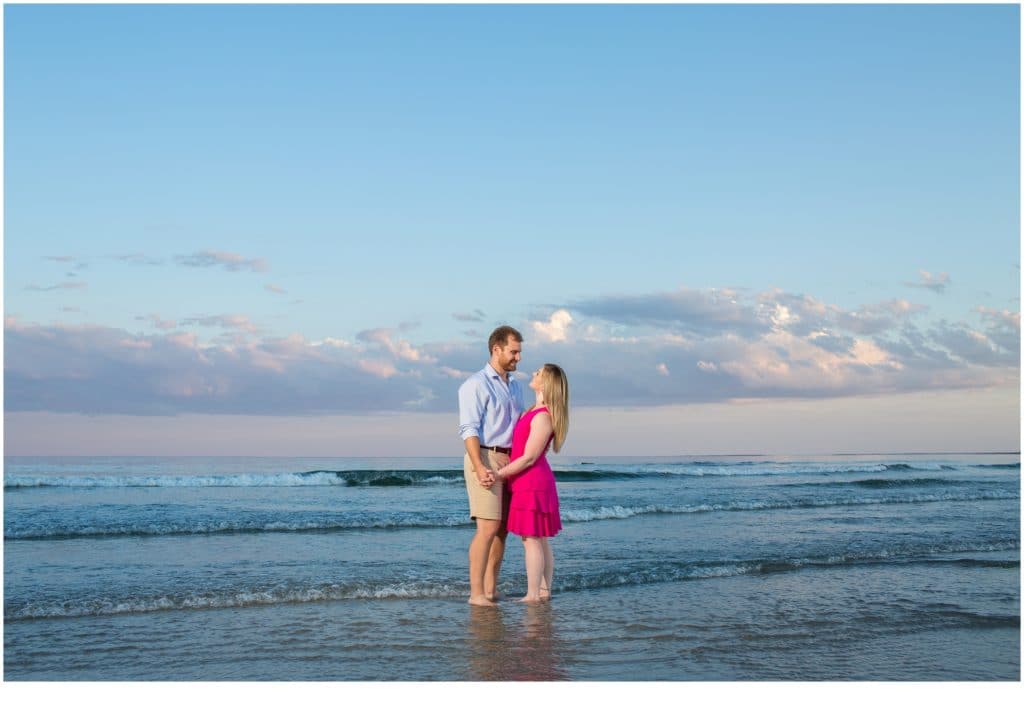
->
<box><xmin>656</xmin><ymin>363</ymin><xmax>670</xmax><ymax>376</ymax></box>
<box><xmin>357</xmin><ymin>327</ymin><xmax>436</xmax><ymax>363</ymax></box>
<box><xmin>312</xmin><ymin>337</ymin><xmax>353</xmax><ymax>349</ymax></box>
<box><xmin>531</xmin><ymin>309</ymin><xmax>573</xmax><ymax>343</ymax></box>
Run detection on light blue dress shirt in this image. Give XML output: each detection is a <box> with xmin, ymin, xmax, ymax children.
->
<box><xmin>458</xmin><ymin>364</ymin><xmax>525</xmax><ymax>448</ymax></box>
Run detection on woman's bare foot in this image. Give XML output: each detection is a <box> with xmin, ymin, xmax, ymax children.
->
<box><xmin>486</xmin><ymin>591</ymin><xmax>503</xmax><ymax>602</ymax></box>
<box><xmin>468</xmin><ymin>594</ymin><xmax>497</xmax><ymax>606</ymax></box>
<box><xmin>539</xmin><ymin>587</ymin><xmax>550</xmax><ymax>601</ymax></box>
<box><xmin>518</xmin><ymin>595</ymin><xmax>543</xmax><ymax>603</ymax></box>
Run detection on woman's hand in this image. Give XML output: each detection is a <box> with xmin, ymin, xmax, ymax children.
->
<box><xmin>475</xmin><ymin>466</ymin><xmax>495</xmax><ymax>488</ymax></box>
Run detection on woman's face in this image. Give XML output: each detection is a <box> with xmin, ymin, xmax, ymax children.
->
<box><xmin>529</xmin><ymin>368</ymin><xmax>545</xmax><ymax>393</ymax></box>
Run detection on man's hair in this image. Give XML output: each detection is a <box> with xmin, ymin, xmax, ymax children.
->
<box><xmin>488</xmin><ymin>325</ymin><xmax>523</xmax><ymax>354</ymax></box>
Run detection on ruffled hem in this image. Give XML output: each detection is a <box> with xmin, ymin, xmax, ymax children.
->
<box><xmin>509</xmin><ymin>488</ymin><xmax>559</xmax><ymax>515</ymax></box>
<box><xmin>507</xmin><ymin>508</ymin><xmax>562</xmax><ymax>537</ymax></box>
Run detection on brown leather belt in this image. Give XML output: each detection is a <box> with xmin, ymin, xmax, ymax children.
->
<box><xmin>481</xmin><ymin>445</ymin><xmax>511</xmax><ymax>455</ymax></box>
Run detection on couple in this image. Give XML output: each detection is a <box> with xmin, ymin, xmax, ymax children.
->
<box><xmin>457</xmin><ymin>326</ymin><xmax>569</xmax><ymax>606</ymax></box>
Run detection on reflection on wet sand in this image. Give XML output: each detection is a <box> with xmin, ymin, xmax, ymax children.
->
<box><xmin>466</xmin><ymin>602</ymin><xmax>569</xmax><ymax>681</ymax></box>
<box><xmin>466</xmin><ymin>605</ymin><xmax>510</xmax><ymax>681</ymax></box>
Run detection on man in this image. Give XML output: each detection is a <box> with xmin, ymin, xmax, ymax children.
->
<box><xmin>458</xmin><ymin>325</ymin><xmax>524</xmax><ymax>606</ymax></box>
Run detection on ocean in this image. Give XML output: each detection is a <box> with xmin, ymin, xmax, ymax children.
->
<box><xmin>3</xmin><ymin>453</ymin><xmax>1019</xmax><ymax>680</ymax></box>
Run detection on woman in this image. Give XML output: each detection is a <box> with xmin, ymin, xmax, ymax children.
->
<box><xmin>495</xmin><ymin>363</ymin><xmax>568</xmax><ymax>603</ymax></box>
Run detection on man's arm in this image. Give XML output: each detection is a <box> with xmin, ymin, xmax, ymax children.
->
<box><xmin>462</xmin><ymin>436</ymin><xmax>495</xmax><ymax>488</ymax></box>
<box><xmin>458</xmin><ymin>378</ymin><xmax>495</xmax><ymax>487</ymax></box>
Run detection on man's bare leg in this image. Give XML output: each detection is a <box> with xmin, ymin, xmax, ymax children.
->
<box><xmin>468</xmin><ymin>518</ymin><xmax>501</xmax><ymax>606</ymax></box>
<box><xmin>484</xmin><ymin>527</ymin><xmax>508</xmax><ymax>601</ymax></box>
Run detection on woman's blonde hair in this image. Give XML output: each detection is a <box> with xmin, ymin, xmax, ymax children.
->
<box><xmin>539</xmin><ymin>363</ymin><xmax>569</xmax><ymax>453</ymax></box>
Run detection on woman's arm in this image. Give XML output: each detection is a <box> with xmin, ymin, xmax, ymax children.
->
<box><xmin>497</xmin><ymin>412</ymin><xmax>553</xmax><ymax>479</ymax></box>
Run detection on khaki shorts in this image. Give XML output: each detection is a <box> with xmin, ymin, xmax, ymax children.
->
<box><xmin>464</xmin><ymin>450</ymin><xmax>511</xmax><ymax>521</ymax></box>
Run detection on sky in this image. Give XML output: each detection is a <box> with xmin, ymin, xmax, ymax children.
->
<box><xmin>2</xmin><ymin>3</ymin><xmax>1020</xmax><ymax>456</ymax></box>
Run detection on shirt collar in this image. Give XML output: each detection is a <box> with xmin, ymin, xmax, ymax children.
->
<box><xmin>484</xmin><ymin>363</ymin><xmax>516</xmax><ymax>385</ymax></box>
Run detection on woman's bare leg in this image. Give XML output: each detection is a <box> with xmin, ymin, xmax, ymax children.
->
<box><xmin>540</xmin><ymin>537</ymin><xmax>553</xmax><ymax>599</ymax></box>
<box><xmin>520</xmin><ymin>537</ymin><xmax>544</xmax><ymax>602</ymax></box>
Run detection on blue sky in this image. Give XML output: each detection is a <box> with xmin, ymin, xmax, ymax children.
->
<box><xmin>3</xmin><ymin>3</ymin><xmax>1020</xmax><ymax>455</ymax></box>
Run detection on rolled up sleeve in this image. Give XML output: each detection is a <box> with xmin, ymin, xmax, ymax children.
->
<box><xmin>458</xmin><ymin>379</ymin><xmax>484</xmax><ymax>441</ymax></box>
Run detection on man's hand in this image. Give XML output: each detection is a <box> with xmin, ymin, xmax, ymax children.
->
<box><xmin>475</xmin><ymin>466</ymin><xmax>496</xmax><ymax>488</ymax></box>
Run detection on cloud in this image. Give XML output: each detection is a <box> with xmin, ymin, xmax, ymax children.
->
<box><xmin>61</xmin><ymin>306</ymin><xmax>84</xmax><ymax>314</ymax></box>
<box><xmin>574</xmin><ymin>287</ymin><xmax>766</xmax><ymax>337</ymax></box>
<box><xmin>25</xmin><ymin>281</ymin><xmax>88</xmax><ymax>292</ymax></box>
<box><xmin>356</xmin><ymin>327</ymin><xmax>436</xmax><ymax>363</ymax></box>
<box><xmin>265</xmin><ymin>284</ymin><xmax>287</xmax><ymax>295</ymax></box>
<box><xmin>4</xmin><ymin>321</ymin><xmax>441</xmax><ymax>414</ymax></box>
<box><xmin>403</xmin><ymin>387</ymin><xmax>437</xmax><ymax>408</ymax></box>
<box><xmin>311</xmin><ymin>337</ymin><xmax>352</xmax><ymax>349</ymax></box>
<box><xmin>974</xmin><ymin>306</ymin><xmax>1021</xmax><ymax>355</ymax></box>
<box><xmin>905</xmin><ymin>270</ymin><xmax>951</xmax><ymax>293</ymax></box>
<box><xmin>175</xmin><ymin>249</ymin><xmax>268</xmax><ymax>273</ymax></box>
<box><xmin>44</xmin><ymin>255</ymin><xmax>76</xmax><ymax>263</ymax></box>
<box><xmin>754</xmin><ymin>291</ymin><xmax>925</xmax><ymax>336</ymax></box>
<box><xmin>531</xmin><ymin>309</ymin><xmax>573</xmax><ymax>342</ymax></box>
<box><xmin>929</xmin><ymin>321</ymin><xmax>1017</xmax><ymax>368</ymax></box>
<box><xmin>4</xmin><ymin>283</ymin><xmax>1018</xmax><ymax>417</ymax></box>
<box><xmin>453</xmin><ymin>309</ymin><xmax>486</xmax><ymax>322</ymax></box>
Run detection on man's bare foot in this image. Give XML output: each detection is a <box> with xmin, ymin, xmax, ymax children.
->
<box><xmin>539</xmin><ymin>587</ymin><xmax>550</xmax><ymax>601</ymax></box>
<box><xmin>468</xmin><ymin>595</ymin><xmax>497</xmax><ymax>607</ymax></box>
<box><xmin>518</xmin><ymin>595</ymin><xmax>543</xmax><ymax>603</ymax></box>
<box><xmin>486</xmin><ymin>591</ymin><xmax>503</xmax><ymax>602</ymax></box>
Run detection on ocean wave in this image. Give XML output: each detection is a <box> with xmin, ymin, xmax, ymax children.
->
<box><xmin>781</xmin><ymin>475</ymin><xmax>1019</xmax><ymax>491</ymax></box>
<box><xmin>845</xmin><ymin>477</ymin><xmax>968</xmax><ymax>489</ymax></box>
<box><xmin>7</xmin><ymin>540</ymin><xmax>1017</xmax><ymax>621</ymax></box>
<box><xmin>5</xmin><ymin>462</ymin><xmax>964</xmax><ymax>490</ymax></box>
<box><xmin>560</xmin><ymin>490</ymin><xmax>1019</xmax><ymax>522</ymax></box>
<box><xmin>3</xmin><ymin>470</ymin><xmax>465</xmax><ymax>489</ymax></box>
<box><xmin>4</xmin><ymin>512</ymin><xmax>469</xmax><ymax>540</ymax></box>
<box><xmin>593</xmin><ymin>462</ymin><xmax>941</xmax><ymax>477</ymax></box>
<box><xmin>4</xmin><ymin>581</ymin><xmax>466</xmax><ymax>621</ymax></box>
<box><xmin>9</xmin><ymin>490</ymin><xmax>1016</xmax><ymax>541</ymax></box>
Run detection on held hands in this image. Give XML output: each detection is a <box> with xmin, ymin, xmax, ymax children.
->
<box><xmin>475</xmin><ymin>452</ymin><xmax>510</xmax><ymax>488</ymax></box>
<box><xmin>475</xmin><ymin>468</ymin><xmax>496</xmax><ymax>488</ymax></box>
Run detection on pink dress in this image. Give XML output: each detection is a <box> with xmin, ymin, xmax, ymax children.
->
<box><xmin>506</xmin><ymin>407</ymin><xmax>562</xmax><ymax>537</ymax></box>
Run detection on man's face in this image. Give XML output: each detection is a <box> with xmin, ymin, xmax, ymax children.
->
<box><xmin>492</xmin><ymin>338</ymin><xmax>522</xmax><ymax>373</ymax></box>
